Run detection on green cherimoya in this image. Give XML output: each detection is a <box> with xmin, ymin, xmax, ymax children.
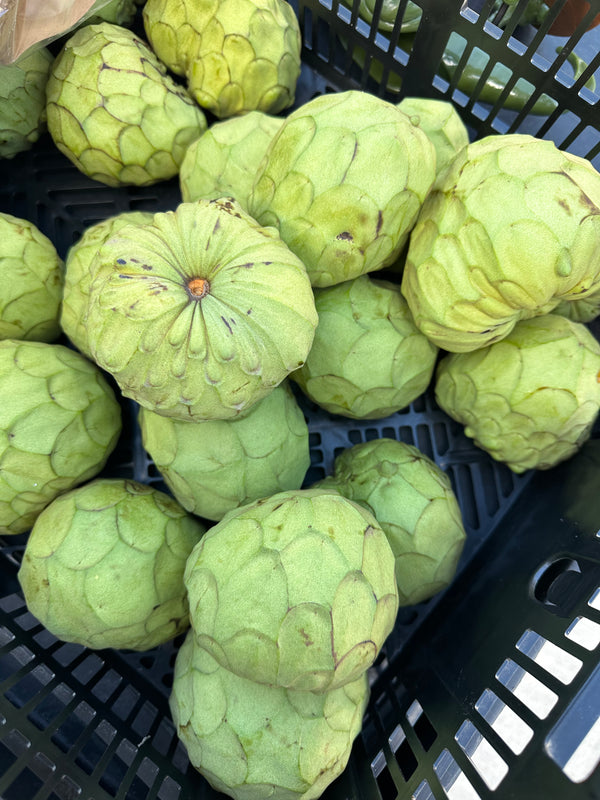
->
<box><xmin>179</xmin><ymin>111</ymin><xmax>283</xmax><ymax>211</ymax></box>
<box><xmin>86</xmin><ymin>198</ymin><xmax>317</xmax><ymax>422</ymax></box>
<box><xmin>0</xmin><ymin>340</ymin><xmax>122</xmax><ymax>534</ymax></box>
<box><xmin>46</xmin><ymin>22</ymin><xmax>207</xmax><ymax>187</ymax></box>
<box><xmin>248</xmin><ymin>90</ymin><xmax>437</xmax><ymax>288</ymax></box>
<box><xmin>18</xmin><ymin>479</ymin><xmax>205</xmax><ymax>650</ymax></box>
<box><xmin>0</xmin><ymin>47</ymin><xmax>53</xmax><ymax>159</ymax></box>
<box><xmin>292</xmin><ymin>275</ymin><xmax>438</xmax><ymax>419</ymax></box>
<box><xmin>184</xmin><ymin>488</ymin><xmax>398</xmax><ymax>692</ymax></box>
<box><xmin>397</xmin><ymin>97</ymin><xmax>469</xmax><ymax>177</ymax></box>
<box><xmin>554</xmin><ymin>291</ymin><xmax>600</xmax><ymax>324</ymax></box>
<box><xmin>435</xmin><ymin>314</ymin><xmax>600</xmax><ymax>473</ymax></box>
<box><xmin>313</xmin><ymin>439</ymin><xmax>466</xmax><ymax>606</ymax></box>
<box><xmin>401</xmin><ymin>133</ymin><xmax>600</xmax><ymax>352</ymax></box>
<box><xmin>61</xmin><ymin>211</ymin><xmax>154</xmax><ymax>358</ymax></box>
<box><xmin>143</xmin><ymin>0</ymin><xmax>301</xmax><ymax>119</ymax></box>
<box><xmin>170</xmin><ymin>630</ymin><xmax>369</xmax><ymax>800</ymax></box>
<box><xmin>0</xmin><ymin>213</ymin><xmax>64</xmax><ymax>342</ymax></box>
<box><xmin>139</xmin><ymin>383</ymin><xmax>310</xmax><ymax>521</ymax></box>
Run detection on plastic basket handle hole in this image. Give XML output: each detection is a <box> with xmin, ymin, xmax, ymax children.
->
<box><xmin>531</xmin><ymin>557</ymin><xmax>582</xmax><ymax>610</ymax></box>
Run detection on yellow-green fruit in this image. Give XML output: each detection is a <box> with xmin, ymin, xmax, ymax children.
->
<box><xmin>18</xmin><ymin>479</ymin><xmax>205</xmax><ymax>650</ymax></box>
<box><xmin>397</xmin><ymin>96</ymin><xmax>469</xmax><ymax>176</ymax></box>
<box><xmin>46</xmin><ymin>22</ymin><xmax>207</xmax><ymax>186</ymax></box>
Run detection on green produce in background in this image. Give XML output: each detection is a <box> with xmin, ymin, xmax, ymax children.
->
<box><xmin>139</xmin><ymin>382</ymin><xmax>310</xmax><ymax>521</ymax></box>
<box><xmin>46</xmin><ymin>22</ymin><xmax>207</xmax><ymax>186</ymax></box>
<box><xmin>18</xmin><ymin>478</ymin><xmax>205</xmax><ymax>649</ymax></box>
<box><xmin>179</xmin><ymin>111</ymin><xmax>283</xmax><ymax>211</ymax></box>
<box><xmin>86</xmin><ymin>198</ymin><xmax>317</xmax><ymax>421</ymax></box>
<box><xmin>402</xmin><ymin>133</ymin><xmax>600</xmax><ymax>352</ymax></box>
<box><xmin>0</xmin><ymin>340</ymin><xmax>122</xmax><ymax>534</ymax></box>
<box><xmin>143</xmin><ymin>0</ymin><xmax>301</xmax><ymax>118</ymax></box>
<box><xmin>0</xmin><ymin>47</ymin><xmax>53</xmax><ymax>159</ymax></box>
<box><xmin>88</xmin><ymin>0</ymin><xmax>138</xmax><ymax>25</ymax></box>
<box><xmin>61</xmin><ymin>211</ymin><xmax>153</xmax><ymax>358</ymax></box>
<box><xmin>249</xmin><ymin>89</ymin><xmax>437</xmax><ymax>288</ymax></box>
<box><xmin>554</xmin><ymin>292</ymin><xmax>600</xmax><ymax>323</ymax></box>
<box><xmin>185</xmin><ymin>488</ymin><xmax>398</xmax><ymax>692</ymax></box>
<box><xmin>292</xmin><ymin>275</ymin><xmax>438</xmax><ymax>419</ymax></box>
<box><xmin>170</xmin><ymin>630</ymin><xmax>369</xmax><ymax>800</ymax></box>
<box><xmin>313</xmin><ymin>439</ymin><xmax>466</xmax><ymax>606</ymax></box>
<box><xmin>435</xmin><ymin>314</ymin><xmax>600</xmax><ymax>473</ymax></box>
<box><xmin>397</xmin><ymin>96</ymin><xmax>469</xmax><ymax>177</ymax></box>
<box><xmin>0</xmin><ymin>213</ymin><xmax>64</xmax><ymax>342</ymax></box>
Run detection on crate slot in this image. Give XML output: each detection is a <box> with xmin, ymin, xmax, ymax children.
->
<box><xmin>564</xmin><ymin>616</ymin><xmax>600</xmax><ymax>651</ymax></box>
<box><xmin>495</xmin><ymin>658</ymin><xmax>558</xmax><ymax>719</ymax></box>
<box><xmin>414</xmin><ymin>778</ymin><xmax>437</xmax><ymax>800</ymax></box>
<box><xmin>516</xmin><ymin>629</ymin><xmax>583</xmax><ymax>684</ymax></box>
<box><xmin>433</xmin><ymin>748</ymin><xmax>482</xmax><ymax>800</ymax></box>
<box><xmin>4</xmin><ymin>663</ymin><xmax>55</xmax><ymax>710</ymax></box>
<box><xmin>27</xmin><ymin>682</ymin><xmax>76</xmax><ymax>733</ymax></box>
<box><xmin>406</xmin><ymin>699</ymin><xmax>437</xmax><ymax>751</ymax></box>
<box><xmin>455</xmin><ymin>719</ymin><xmax>509</xmax><ymax>790</ymax></box>
<box><xmin>389</xmin><ymin>723</ymin><xmax>418</xmax><ymax>780</ymax></box>
<box><xmin>545</xmin><ymin>659</ymin><xmax>600</xmax><ymax>782</ymax></box>
<box><xmin>588</xmin><ymin>586</ymin><xmax>600</xmax><ymax>611</ymax></box>
<box><xmin>371</xmin><ymin>749</ymin><xmax>398</xmax><ymax>798</ymax></box>
<box><xmin>1</xmin><ymin>766</ymin><xmax>43</xmax><ymax>800</ymax></box>
<box><xmin>475</xmin><ymin>688</ymin><xmax>533</xmax><ymax>755</ymax></box>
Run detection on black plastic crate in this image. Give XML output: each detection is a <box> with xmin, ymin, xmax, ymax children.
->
<box><xmin>1</xmin><ymin>1</ymin><xmax>600</xmax><ymax>798</ymax></box>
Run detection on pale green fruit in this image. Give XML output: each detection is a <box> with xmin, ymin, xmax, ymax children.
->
<box><xmin>88</xmin><ymin>0</ymin><xmax>138</xmax><ymax>25</ymax></box>
<box><xmin>61</xmin><ymin>211</ymin><xmax>154</xmax><ymax>357</ymax></box>
<box><xmin>314</xmin><ymin>439</ymin><xmax>466</xmax><ymax>606</ymax></box>
<box><xmin>170</xmin><ymin>631</ymin><xmax>369</xmax><ymax>800</ymax></box>
<box><xmin>401</xmin><ymin>133</ymin><xmax>600</xmax><ymax>352</ymax></box>
<box><xmin>179</xmin><ymin>111</ymin><xmax>283</xmax><ymax>211</ymax></box>
<box><xmin>0</xmin><ymin>47</ymin><xmax>53</xmax><ymax>159</ymax></box>
<box><xmin>435</xmin><ymin>314</ymin><xmax>600</xmax><ymax>473</ymax></box>
<box><xmin>0</xmin><ymin>340</ymin><xmax>122</xmax><ymax>534</ymax></box>
<box><xmin>46</xmin><ymin>22</ymin><xmax>207</xmax><ymax>187</ymax></box>
<box><xmin>248</xmin><ymin>90</ymin><xmax>437</xmax><ymax>287</ymax></box>
<box><xmin>0</xmin><ymin>213</ymin><xmax>63</xmax><ymax>342</ymax></box>
<box><xmin>143</xmin><ymin>0</ymin><xmax>301</xmax><ymax>119</ymax></box>
<box><xmin>86</xmin><ymin>198</ymin><xmax>317</xmax><ymax>422</ymax></box>
<box><xmin>18</xmin><ymin>478</ymin><xmax>205</xmax><ymax>650</ymax></box>
<box><xmin>185</xmin><ymin>488</ymin><xmax>399</xmax><ymax>692</ymax></box>
<box><xmin>554</xmin><ymin>292</ymin><xmax>600</xmax><ymax>323</ymax></box>
<box><xmin>397</xmin><ymin>97</ymin><xmax>469</xmax><ymax>176</ymax></box>
<box><xmin>139</xmin><ymin>383</ymin><xmax>310</xmax><ymax>521</ymax></box>
<box><xmin>292</xmin><ymin>275</ymin><xmax>438</xmax><ymax>419</ymax></box>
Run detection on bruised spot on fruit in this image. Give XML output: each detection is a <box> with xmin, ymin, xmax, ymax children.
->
<box><xmin>337</xmin><ymin>231</ymin><xmax>353</xmax><ymax>241</ymax></box>
<box><xmin>187</xmin><ymin>277</ymin><xmax>210</xmax><ymax>299</ymax></box>
<box><xmin>221</xmin><ymin>316</ymin><xmax>233</xmax><ymax>334</ymax></box>
<box><xmin>597</xmin><ymin>370</ymin><xmax>600</xmax><ymax>383</ymax></box>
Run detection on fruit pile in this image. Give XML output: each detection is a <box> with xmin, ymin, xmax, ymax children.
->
<box><xmin>1</xmin><ymin>1</ymin><xmax>600</xmax><ymax>798</ymax></box>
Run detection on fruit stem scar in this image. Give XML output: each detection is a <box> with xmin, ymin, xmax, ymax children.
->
<box><xmin>187</xmin><ymin>277</ymin><xmax>210</xmax><ymax>299</ymax></box>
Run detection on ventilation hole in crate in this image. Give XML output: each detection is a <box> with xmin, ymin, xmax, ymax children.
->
<box><xmin>158</xmin><ymin>774</ymin><xmax>182</xmax><ymax>799</ymax></box>
<box><xmin>53</xmin><ymin>774</ymin><xmax>82</xmax><ymax>800</ymax></box>
<box><xmin>389</xmin><ymin>724</ymin><xmax>418</xmax><ymax>780</ymax></box>
<box><xmin>475</xmin><ymin>688</ymin><xmax>533</xmax><ymax>755</ymax></box>
<box><xmin>398</xmin><ymin>426</ymin><xmax>414</xmax><ymax>446</ymax></box>
<box><xmin>365</xmin><ymin>428</ymin><xmax>379</xmax><ymax>441</ymax></box>
<box><xmin>589</xmin><ymin>587</ymin><xmax>600</xmax><ymax>610</ymax></box>
<box><xmin>72</xmin><ymin>653</ymin><xmax>105</xmax><ymax>686</ymax></box>
<box><xmin>545</xmin><ymin>658</ymin><xmax>600</xmax><ymax>782</ymax></box>
<box><xmin>516</xmin><ymin>629</ymin><xmax>582</xmax><ymax>684</ymax></box>
<box><xmin>0</xmin><ymin>644</ymin><xmax>35</xmax><ymax>682</ymax></box>
<box><xmin>92</xmin><ymin>669</ymin><xmax>123</xmax><ymax>703</ymax></box>
<box><xmin>564</xmin><ymin>616</ymin><xmax>600</xmax><ymax>650</ymax></box>
<box><xmin>113</xmin><ymin>684</ymin><xmax>141</xmax><ymax>723</ymax></box>
<box><xmin>100</xmin><ymin>739</ymin><xmax>138</xmax><ymax>797</ymax></box>
<box><xmin>52</xmin><ymin>642</ymin><xmax>86</xmax><ymax>668</ymax></box>
<box><xmin>413</xmin><ymin>779</ymin><xmax>436</xmax><ymax>800</ymax></box>
<box><xmin>14</xmin><ymin>611</ymin><xmax>40</xmax><ymax>632</ymax></box>
<box><xmin>152</xmin><ymin>716</ymin><xmax>178</xmax><ymax>758</ymax></box>
<box><xmin>348</xmin><ymin>430</ymin><xmax>363</xmax><ymax>445</ymax></box>
<box><xmin>132</xmin><ymin>701</ymin><xmax>159</xmax><ymax>740</ymax></box>
<box><xmin>433</xmin><ymin>422</ymin><xmax>450</xmax><ymax>457</ymax></box>
<box><xmin>128</xmin><ymin>756</ymin><xmax>160</xmax><ymax>797</ymax></box>
<box><xmin>27</xmin><ymin>682</ymin><xmax>76</xmax><ymax>732</ymax></box>
<box><xmin>51</xmin><ymin>701</ymin><xmax>96</xmax><ymax>753</ymax></box>
<box><xmin>2</xmin><ymin>766</ymin><xmax>44</xmax><ymax>800</ymax></box>
<box><xmin>371</xmin><ymin>749</ymin><xmax>398</xmax><ymax>799</ymax></box>
<box><xmin>455</xmin><ymin>719</ymin><xmax>508</xmax><ymax>790</ymax></box>
<box><xmin>416</xmin><ymin>425</ymin><xmax>434</xmax><ymax>459</ymax></box>
<box><xmin>75</xmin><ymin>719</ymin><xmax>116</xmax><ymax>775</ymax></box>
<box><xmin>447</xmin><ymin>464</ymin><xmax>479</xmax><ymax>531</ymax></box>
<box><xmin>0</xmin><ymin>738</ymin><xmax>18</xmax><ymax>773</ymax></box>
<box><xmin>4</xmin><ymin>663</ymin><xmax>54</xmax><ymax>709</ymax></box>
<box><xmin>433</xmin><ymin>748</ymin><xmax>481</xmax><ymax>800</ymax></box>
<box><xmin>406</xmin><ymin>700</ymin><xmax>437</xmax><ymax>751</ymax></box>
<box><xmin>495</xmin><ymin>658</ymin><xmax>558</xmax><ymax>719</ymax></box>
<box><xmin>531</xmin><ymin>556</ymin><xmax>582</xmax><ymax>610</ymax></box>
<box><xmin>2</xmin><ymin>726</ymin><xmax>30</xmax><ymax>756</ymax></box>
<box><xmin>0</xmin><ymin>627</ymin><xmax>14</xmax><ymax>648</ymax></box>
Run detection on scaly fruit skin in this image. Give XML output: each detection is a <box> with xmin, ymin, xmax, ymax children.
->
<box><xmin>0</xmin><ymin>47</ymin><xmax>53</xmax><ymax>159</ymax></box>
<box><xmin>170</xmin><ymin>631</ymin><xmax>369</xmax><ymax>800</ymax></box>
<box><xmin>435</xmin><ymin>314</ymin><xmax>600</xmax><ymax>473</ymax></box>
<box><xmin>143</xmin><ymin>0</ymin><xmax>301</xmax><ymax>119</ymax></box>
<box><xmin>292</xmin><ymin>275</ymin><xmax>438</xmax><ymax>419</ymax></box>
<box><xmin>0</xmin><ymin>340</ymin><xmax>122</xmax><ymax>534</ymax></box>
<box><xmin>88</xmin><ymin>0</ymin><xmax>138</xmax><ymax>25</ymax></box>
<box><xmin>179</xmin><ymin>111</ymin><xmax>283</xmax><ymax>211</ymax></box>
<box><xmin>397</xmin><ymin>97</ymin><xmax>469</xmax><ymax>177</ymax></box>
<box><xmin>17</xmin><ymin>479</ymin><xmax>205</xmax><ymax>650</ymax></box>
<box><xmin>248</xmin><ymin>90</ymin><xmax>437</xmax><ymax>288</ymax></box>
<box><xmin>313</xmin><ymin>439</ymin><xmax>466</xmax><ymax>606</ymax></box>
<box><xmin>61</xmin><ymin>211</ymin><xmax>153</xmax><ymax>357</ymax></box>
<box><xmin>184</xmin><ymin>488</ymin><xmax>399</xmax><ymax>693</ymax></box>
<box><xmin>401</xmin><ymin>133</ymin><xmax>600</xmax><ymax>352</ymax></box>
<box><xmin>86</xmin><ymin>198</ymin><xmax>317</xmax><ymax>422</ymax></box>
<box><xmin>554</xmin><ymin>292</ymin><xmax>600</xmax><ymax>323</ymax></box>
<box><xmin>0</xmin><ymin>213</ymin><xmax>64</xmax><ymax>343</ymax></box>
<box><xmin>46</xmin><ymin>22</ymin><xmax>207</xmax><ymax>187</ymax></box>
<box><xmin>139</xmin><ymin>383</ymin><xmax>310</xmax><ymax>521</ymax></box>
